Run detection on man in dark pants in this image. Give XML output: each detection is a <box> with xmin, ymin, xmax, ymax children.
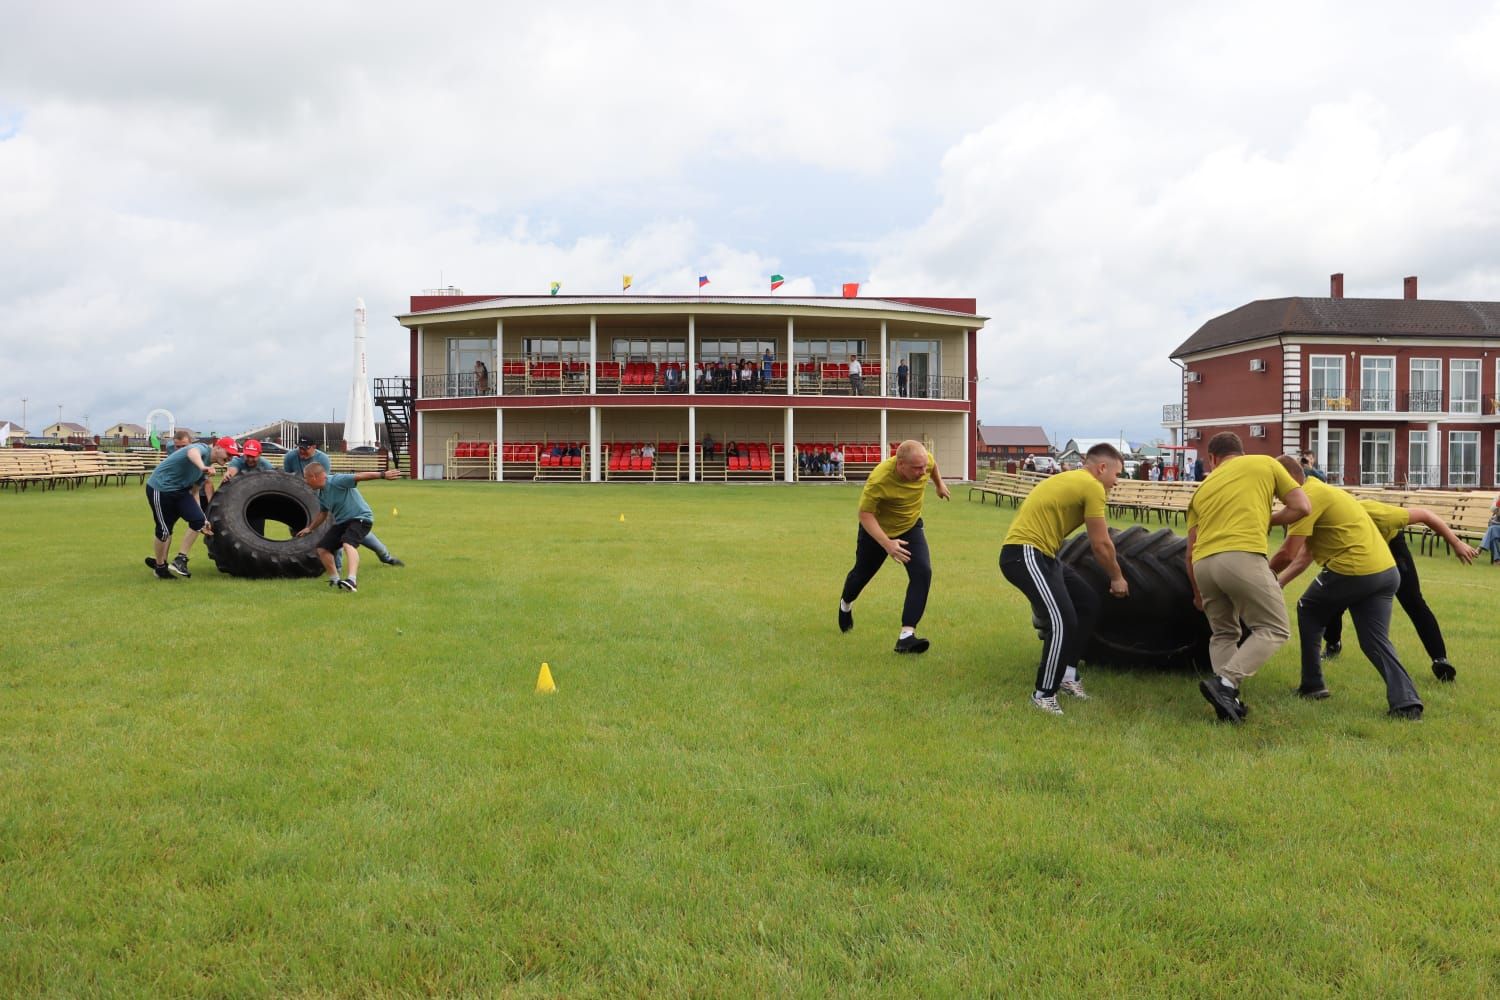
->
<box><xmin>999</xmin><ymin>442</ymin><xmax>1129</xmax><ymax>714</ymax></box>
<box><xmin>144</xmin><ymin>436</ymin><xmax>237</xmax><ymax>578</ymax></box>
<box><xmin>1269</xmin><ymin>458</ymin><xmax>1424</xmax><ymax>719</ymax></box>
<box><xmin>837</xmin><ymin>440</ymin><xmax>950</xmax><ymax>653</ymax></box>
<box><xmin>1321</xmin><ymin>498</ymin><xmax>1476</xmax><ymax>680</ymax></box>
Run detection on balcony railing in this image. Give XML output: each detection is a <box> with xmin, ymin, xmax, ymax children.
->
<box><xmin>1317</xmin><ymin>464</ymin><xmax>1465</xmax><ymax>488</ymax></box>
<box><xmin>1287</xmin><ymin>390</ymin><xmax>1486</xmax><ymax>414</ymax></box>
<box><xmin>1161</xmin><ymin>404</ymin><xmax>1183</xmax><ymax>424</ymax></box>
<box><xmin>416</xmin><ymin>356</ymin><xmax>965</xmax><ymax>400</ymax></box>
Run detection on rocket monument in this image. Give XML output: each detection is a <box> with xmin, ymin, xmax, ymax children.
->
<box><xmin>344</xmin><ymin>298</ymin><xmax>378</xmax><ymax>450</ymax></box>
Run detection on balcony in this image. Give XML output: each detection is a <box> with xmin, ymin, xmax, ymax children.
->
<box><xmin>417</xmin><ymin>356</ymin><xmax>966</xmax><ymax>401</ymax></box>
<box><xmin>1161</xmin><ymin>404</ymin><xmax>1182</xmax><ymax>424</ymax></box>
<box><xmin>1285</xmin><ymin>390</ymin><xmax>1481</xmax><ymax>416</ymax></box>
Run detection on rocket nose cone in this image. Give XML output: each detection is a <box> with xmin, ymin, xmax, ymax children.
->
<box><xmin>355</xmin><ymin>297</ymin><xmax>366</xmax><ymax>310</ymax></box>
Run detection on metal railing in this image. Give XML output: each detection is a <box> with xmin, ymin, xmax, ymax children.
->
<box><xmin>885</xmin><ymin>373</ymin><xmax>966</xmax><ymax>401</ymax></box>
<box><xmin>1162</xmin><ymin>404</ymin><xmax>1182</xmax><ymax>424</ymax></box>
<box><xmin>1288</xmin><ymin>390</ymin><xmax>1483</xmax><ymax>414</ymax></box>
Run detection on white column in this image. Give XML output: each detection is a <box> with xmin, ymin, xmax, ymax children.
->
<box><xmin>784</xmin><ymin>407</ymin><xmax>795</xmax><ymax>482</ymax></box>
<box><xmin>687</xmin><ymin>315</ymin><xmax>696</xmax><ymax>396</ymax></box>
<box><xmin>880</xmin><ymin>408</ymin><xmax>888</xmax><ymax>460</ymax></box>
<box><xmin>495</xmin><ymin>319</ymin><xmax>504</xmax><ymax>396</ymax></box>
<box><xmin>960</xmin><ymin>412</ymin><xmax>969</xmax><ymax>482</ymax></box>
<box><xmin>415</xmin><ymin>410</ymin><xmax>425</xmax><ymax>478</ymax></box>
<box><xmin>501</xmin><ymin>407</ymin><xmax>513</xmax><ymax>482</ymax></box>
<box><xmin>688</xmin><ymin>406</ymin><xmax>697</xmax><ymax>482</ymax></box>
<box><xmin>786</xmin><ymin>317</ymin><xmax>795</xmax><ymax>396</ymax></box>
<box><xmin>589</xmin><ymin>406</ymin><xmax>601</xmax><ymax>482</ymax></box>
<box><xmin>589</xmin><ymin>316</ymin><xmax>598</xmax><ymax>394</ymax></box>
<box><xmin>879</xmin><ymin>320</ymin><xmax>888</xmax><ymax>397</ymax></box>
<box><xmin>961</xmin><ymin>327</ymin><xmax>969</xmax><ymax>402</ymax></box>
<box><xmin>415</xmin><ymin>325</ymin><xmax>424</xmax><ymax>399</ymax></box>
<box><xmin>1428</xmin><ymin>420</ymin><xmax>1439</xmax><ymax>484</ymax></box>
<box><xmin>1317</xmin><ymin>417</ymin><xmax>1329</xmax><ymax>470</ymax></box>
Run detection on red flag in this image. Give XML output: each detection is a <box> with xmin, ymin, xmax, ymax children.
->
<box><xmin>841</xmin><ymin>282</ymin><xmax>860</xmax><ymax>298</ymax></box>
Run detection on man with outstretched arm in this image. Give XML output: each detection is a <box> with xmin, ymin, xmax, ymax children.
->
<box><xmin>999</xmin><ymin>442</ymin><xmax>1129</xmax><ymax>715</ymax></box>
<box><xmin>297</xmin><ymin>465</ymin><xmax>401</xmax><ymax>592</ymax></box>
<box><xmin>284</xmin><ymin>435</ymin><xmax>404</xmax><ymax>567</ymax></box>
<box><xmin>1318</xmin><ymin>497</ymin><xmax>1476</xmax><ymax>681</ymax></box>
<box><xmin>838</xmin><ymin>439</ymin><xmax>950</xmax><ymax>653</ymax></box>
<box><xmin>144</xmin><ymin>436</ymin><xmax>237</xmax><ymax>579</ymax></box>
<box><xmin>1185</xmin><ymin>433</ymin><xmax>1311</xmax><ymax>723</ymax></box>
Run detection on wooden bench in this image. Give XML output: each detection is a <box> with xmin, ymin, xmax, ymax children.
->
<box><xmin>0</xmin><ymin>450</ymin><xmax>59</xmax><ymax>491</ymax></box>
<box><xmin>329</xmin><ymin>452</ymin><xmax>389</xmax><ymax>474</ymax></box>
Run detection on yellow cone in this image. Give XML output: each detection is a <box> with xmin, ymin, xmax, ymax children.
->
<box><xmin>392</xmin><ymin>507</ymin><xmax>399</xmax><ymax>517</ymax></box>
<box><xmin>618</xmin><ymin>513</ymin><xmax>625</xmax><ymax>522</ymax></box>
<box><xmin>536</xmin><ymin>662</ymin><xmax>557</xmax><ymax>694</ymax></box>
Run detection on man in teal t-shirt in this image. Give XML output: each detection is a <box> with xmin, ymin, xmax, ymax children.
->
<box><xmin>284</xmin><ymin>435</ymin><xmax>402</xmax><ymax>567</ymax></box>
<box><xmin>144</xmin><ymin>436</ymin><xmax>237</xmax><ymax>579</ymax></box>
<box><xmin>297</xmin><ymin>465</ymin><xmax>402</xmax><ymax>592</ymax></box>
<box><xmin>224</xmin><ymin>438</ymin><xmax>277</xmax><ymax>479</ymax></box>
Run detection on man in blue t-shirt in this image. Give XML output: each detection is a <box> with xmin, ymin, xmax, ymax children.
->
<box><xmin>223</xmin><ymin>438</ymin><xmax>277</xmax><ymax>480</ymax></box>
<box><xmin>144</xmin><ymin>436</ymin><xmax>237</xmax><ymax>578</ymax></box>
<box><xmin>284</xmin><ymin>435</ymin><xmax>403</xmax><ymax>567</ymax></box>
<box><xmin>297</xmin><ymin>464</ymin><xmax>401</xmax><ymax>592</ymax></box>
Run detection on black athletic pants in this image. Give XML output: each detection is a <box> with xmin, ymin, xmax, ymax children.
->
<box><xmin>841</xmin><ymin>519</ymin><xmax>931</xmax><ymax>628</ymax></box>
<box><xmin>1298</xmin><ymin>566</ymin><xmax>1421</xmax><ymax>711</ymax></box>
<box><xmin>1324</xmin><ymin>535</ymin><xmax>1445</xmax><ymax>662</ymax></box>
<box><xmin>999</xmin><ymin>543</ymin><xmax>1101</xmax><ymax>697</ymax></box>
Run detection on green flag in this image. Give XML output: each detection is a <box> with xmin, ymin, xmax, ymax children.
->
<box><xmin>149</xmin><ymin>428</ymin><xmax>161</xmax><ymax>448</ymax></box>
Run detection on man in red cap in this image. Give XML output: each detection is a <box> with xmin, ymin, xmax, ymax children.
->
<box><xmin>144</xmin><ymin>436</ymin><xmax>237</xmax><ymax>578</ymax></box>
<box><xmin>221</xmin><ymin>438</ymin><xmax>276</xmax><ymax>481</ymax></box>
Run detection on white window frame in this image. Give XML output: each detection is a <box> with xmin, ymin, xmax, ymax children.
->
<box><xmin>1448</xmin><ymin>430</ymin><xmax>1479</xmax><ymax>487</ymax></box>
<box><xmin>1408</xmin><ymin>429</ymin><xmax>1435</xmax><ymax>488</ymax></box>
<box><xmin>1450</xmin><ymin>359</ymin><xmax>1480</xmax><ymax>415</ymax></box>
<box><xmin>1308</xmin><ymin>355</ymin><xmax>1346</xmax><ymax>410</ymax></box>
<box><xmin>1308</xmin><ymin>425</ymin><xmax>1345</xmax><ymax>485</ymax></box>
<box><xmin>1359</xmin><ymin>428</ymin><xmax>1395</xmax><ymax>486</ymax></box>
<box><xmin>1360</xmin><ymin>356</ymin><xmax>1395</xmax><ymax>412</ymax></box>
<box><xmin>1409</xmin><ymin>358</ymin><xmax>1442</xmax><ymax>414</ymax></box>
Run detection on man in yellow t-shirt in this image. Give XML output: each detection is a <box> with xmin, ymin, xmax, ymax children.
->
<box><xmin>1318</xmin><ymin>498</ymin><xmax>1476</xmax><ymax>681</ymax></box>
<box><xmin>999</xmin><ymin>442</ymin><xmax>1129</xmax><ymax>715</ymax></box>
<box><xmin>1185</xmin><ymin>432</ymin><xmax>1310</xmax><ymax>723</ymax></box>
<box><xmin>1268</xmin><ymin>458</ymin><xmax>1424</xmax><ymax>719</ymax></box>
<box><xmin>838</xmin><ymin>439</ymin><xmax>950</xmax><ymax>653</ymax></box>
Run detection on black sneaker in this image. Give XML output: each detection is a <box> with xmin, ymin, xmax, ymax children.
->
<box><xmin>381</xmin><ymin>556</ymin><xmax>405</xmax><ymax>567</ymax></box>
<box><xmin>154</xmin><ymin>563</ymin><xmax>174</xmax><ymax>580</ymax></box>
<box><xmin>1431</xmin><ymin>659</ymin><xmax>1457</xmax><ymax>682</ymax></box>
<box><xmin>893</xmin><ymin>634</ymin><xmax>929</xmax><ymax>654</ymax></box>
<box><xmin>1389</xmin><ymin>704</ymin><xmax>1423</xmax><ymax>721</ymax></box>
<box><xmin>168</xmin><ymin>555</ymin><xmax>191</xmax><ymax>578</ymax></box>
<box><xmin>1199</xmin><ymin>679</ymin><xmax>1247</xmax><ymax>723</ymax></box>
<box><xmin>1322</xmin><ymin>641</ymin><xmax>1342</xmax><ymax>660</ymax></box>
<box><xmin>838</xmin><ymin>606</ymin><xmax>853</xmax><ymax>632</ymax></box>
<box><xmin>338</xmin><ymin>578</ymin><xmax>358</xmax><ymax>592</ymax></box>
<box><xmin>144</xmin><ymin>556</ymin><xmax>157</xmax><ymax>570</ymax></box>
<box><xmin>1295</xmin><ymin>685</ymin><xmax>1331</xmax><ymax>700</ymax></box>
<box><xmin>328</xmin><ymin>579</ymin><xmax>340</xmax><ymax>588</ymax></box>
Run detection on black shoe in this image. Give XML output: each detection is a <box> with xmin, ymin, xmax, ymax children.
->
<box><xmin>1389</xmin><ymin>704</ymin><xmax>1423</xmax><ymax>721</ymax></box>
<box><xmin>1431</xmin><ymin>659</ymin><xmax>1457</xmax><ymax>682</ymax></box>
<box><xmin>338</xmin><ymin>578</ymin><xmax>358</xmax><ymax>592</ymax></box>
<box><xmin>328</xmin><ymin>579</ymin><xmax>340</xmax><ymax>588</ymax></box>
<box><xmin>893</xmin><ymin>634</ymin><xmax>930</xmax><ymax>654</ymax></box>
<box><xmin>1199</xmin><ymin>679</ymin><xmax>1247</xmax><ymax>723</ymax></box>
<box><xmin>144</xmin><ymin>556</ymin><xmax>157</xmax><ymax>570</ymax></box>
<box><xmin>838</xmin><ymin>606</ymin><xmax>853</xmax><ymax>632</ymax></box>
<box><xmin>1321</xmin><ymin>641</ymin><xmax>1342</xmax><ymax>660</ymax></box>
<box><xmin>154</xmin><ymin>563</ymin><xmax>174</xmax><ymax>580</ymax></box>
<box><xmin>168</xmin><ymin>554</ymin><xmax>191</xmax><ymax>578</ymax></box>
<box><xmin>1296</xmin><ymin>685</ymin><xmax>1331</xmax><ymax>700</ymax></box>
<box><xmin>381</xmin><ymin>556</ymin><xmax>405</xmax><ymax>567</ymax></box>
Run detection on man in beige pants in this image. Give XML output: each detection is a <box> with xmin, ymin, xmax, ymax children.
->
<box><xmin>1185</xmin><ymin>432</ymin><xmax>1310</xmax><ymax>722</ymax></box>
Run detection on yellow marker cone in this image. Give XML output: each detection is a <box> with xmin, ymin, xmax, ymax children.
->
<box><xmin>618</xmin><ymin>513</ymin><xmax>625</xmax><ymax>522</ymax></box>
<box><xmin>392</xmin><ymin>507</ymin><xmax>399</xmax><ymax>517</ymax></box>
<box><xmin>536</xmin><ymin>662</ymin><xmax>557</xmax><ymax>694</ymax></box>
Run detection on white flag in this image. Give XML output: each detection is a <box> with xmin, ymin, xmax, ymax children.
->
<box><xmin>0</xmin><ymin>422</ymin><xmax>10</xmax><ymax>446</ymax></box>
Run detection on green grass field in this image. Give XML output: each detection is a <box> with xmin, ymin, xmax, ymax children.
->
<box><xmin>2</xmin><ymin>481</ymin><xmax>1498</xmax><ymax>997</ymax></box>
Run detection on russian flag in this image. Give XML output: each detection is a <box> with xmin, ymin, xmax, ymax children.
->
<box><xmin>698</xmin><ymin>274</ymin><xmax>710</xmax><ymax>288</ymax></box>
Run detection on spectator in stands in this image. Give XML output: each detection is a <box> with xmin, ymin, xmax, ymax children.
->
<box><xmin>474</xmin><ymin>359</ymin><xmax>490</xmax><ymax>396</ymax></box>
<box><xmin>663</xmin><ymin>364</ymin><xmax>679</xmax><ymax>391</ymax></box>
<box><xmin>1000</xmin><ymin>442</ymin><xmax>1129</xmax><ymax>713</ymax></box>
<box><xmin>726</xmin><ymin>441</ymin><xmax>738</xmax><ymax>461</ymax></box>
<box><xmin>1269</xmin><ymin>457</ymin><xmax>1427</xmax><ymax>719</ymax></box>
<box><xmin>642</xmin><ymin>443</ymin><xmax>656</xmax><ymax>461</ymax></box>
<box><xmin>551</xmin><ymin>443</ymin><xmax>566</xmax><ymax>458</ymax></box>
<box><xmin>1301</xmin><ymin>451</ymin><xmax>1328</xmax><ymax>482</ymax></box>
<box><xmin>284</xmin><ymin>436</ymin><xmax>403</xmax><ymax>567</ymax></box>
<box><xmin>897</xmin><ymin>357</ymin><xmax>909</xmax><ymax>397</ymax></box>
<box><xmin>741</xmin><ymin>359</ymin><xmax>756</xmax><ymax>391</ymax></box>
<box><xmin>145</xmin><ymin>436</ymin><xmax>237</xmax><ymax>579</ymax></box>
<box><xmin>1185</xmin><ymin>435</ymin><xmax>1310</xmax><ymax>724</ymax></box>
<box><xmin>830</xmin><ymin>446</ymin><xmax>844</xmax><ymax>475</ymax></box>
<box><xmin>568</xmin><ymin>444</ymin><xmax>582</xmax><ymax>458</ymax></box>
<box><xmin>298</xmin><ymin>464</ymin><xmax>402</xmax><ymax>592</ymax></box>
<box><xmin>848</xmin><ymin>354</ymin><xmax>863</xmax><ymax>395</ymax></box>
<box><xmin>1483</xmin><ymin>496</ymin><xmax>1500</xmax><ymax>563</ymax></box>
<box><xmin>702</xmin><ymin>432</ymin><xmax>716</xmax><ymax>458</ymax></box>
<box><xmin>838</xmin><ymin>439</ymin><xmax>950</xmax><ymax>654</ymax></box>
<box><xmin>1316</xmin><ymin>495</ymin><xmax>1475</xmax><ymax>681</ymax></box>
<box><xmin>762</xmin><ymin>348</ymin><xmax>773</xmax><ymax>391</ymax></box>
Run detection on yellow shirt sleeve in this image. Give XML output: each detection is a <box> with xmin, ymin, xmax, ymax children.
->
<box><xmin>1084</xmin><ymin>478</ymin><xmax>1107</xmax><ymax>519</ymax></box>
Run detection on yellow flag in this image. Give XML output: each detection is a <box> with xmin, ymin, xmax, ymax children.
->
<box><xmin>622</xmin><ymin>275</ymin><xmax>633</xmax><ymax>291</ymax></box>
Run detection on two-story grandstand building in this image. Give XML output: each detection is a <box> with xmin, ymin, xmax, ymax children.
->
<box><xmin>1169</xmin><ymin>274</ymin><xmax>1500</xmax><ymax>488</ymax></box>
<box><xmin>382</xmin><ymin>292</ymin><xmax>986</xmax><ymax>483</ymax></box>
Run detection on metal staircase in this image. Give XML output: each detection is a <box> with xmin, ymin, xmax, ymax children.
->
<box><xmin>374</xmin><ymin>377</ymin><xmax>413</xmax><ymax>472</ymax></box>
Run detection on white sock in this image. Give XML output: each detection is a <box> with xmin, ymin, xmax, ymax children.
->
<box><xmin>839</xmin><ymin>600</ymin><xmax>852</xmax><ymax>612</ymax></box>
<box><xmin>1219</xmin><ymin>677</ymin><xmax>1238</xmax><ymax>691</ymax></box>
<box><xmin>328</xmin><ymin>572</ymin><xmax>339</xmax><ymax>581</ymax></box>
<box><xmin>1063</xmin><ymin>666</ymin><xmax>1078</xmax><ymax>684</ymax></box>
<box><xmin>899</xmin><ymin>627</ymin><xmax>914</xmax><ymax>639</ymax></box>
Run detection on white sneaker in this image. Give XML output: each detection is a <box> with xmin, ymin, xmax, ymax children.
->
<box><xmin>1060</xmin><ymin>678</ymin><xmax>1090</xmax><ymax>700</ymax></box>
<box><xmin>1031</xmin><ymin>692</ymin><xmax>1064</xmax><ymax>715</ymax></box>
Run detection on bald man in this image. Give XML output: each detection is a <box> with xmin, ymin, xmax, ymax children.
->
<box><xmin>838</xmin><ymin>439</ymin><xmax>950</xmax><ymax>653</ymax></box>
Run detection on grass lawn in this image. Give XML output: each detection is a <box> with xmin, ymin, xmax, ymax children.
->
<box><xmin>1</xmin><ymin>480</ymin><xmax>1498</xmax><ymax>997</ymax></box>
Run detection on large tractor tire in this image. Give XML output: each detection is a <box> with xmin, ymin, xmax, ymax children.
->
<box><xmin>1033</xmin><ymin>525</ymin><xmax>1211</xmax><ymax>669</ymax></box>
<box><xmin>204</xmin><ymin>472</ymin><xmax>325</xmax><ymax>578</ymax></box>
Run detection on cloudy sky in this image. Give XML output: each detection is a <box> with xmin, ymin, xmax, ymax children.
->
<box><xmin>5</xmin><ymin>0</ymin><xmax>1500</xmax><ymax>443</ymax></box>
